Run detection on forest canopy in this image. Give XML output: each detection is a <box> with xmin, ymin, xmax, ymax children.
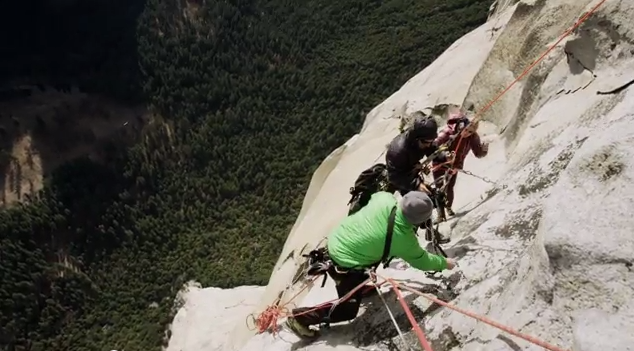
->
<box><xmin>0</xmin><ymin>0</ymin><xmax>492</xmax><ymax>349</ymax></box>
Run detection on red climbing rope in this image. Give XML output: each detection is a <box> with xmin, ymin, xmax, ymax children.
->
<box><xmin>399</xmin><ymin>282</ymin><xmax>571</xmax><ymax>351</ymax></box>
<box><xmin>434</xmin><ymin>0</ymin><xmax>609</xmax><ymax>175</ymax></box>
<box><xmin>389</xmin><ymin>279</ymin><xmax>435</xmax><ymax>351</ymax></box>
<box><xmin>247</xmin><ymin>275</ymin><xmax>382</xmax><ymax>335</ymax></box>
<box><xmin>246</xmin><ymin>275</ymin><xmax>319</xmax><ymax>335</ymax></box>
<box><xmin>378</xmin><ymin>273</ymin><xmax>573</xmax><ymax>351</ymax></box>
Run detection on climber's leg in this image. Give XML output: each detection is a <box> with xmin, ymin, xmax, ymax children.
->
<box><xmin>432</xmin><ymin>168</ymin><xmax>448</xmax><ymax>223</ymax></box>
<box><xmin>445</xmin><ymin>172</ymin><xmax>458</xmax><ymax>216</ymax></box>
<box><xmin>290</xmin><ymin>270</ymin><xmax>368</xmax><ymax>329</ymax></box>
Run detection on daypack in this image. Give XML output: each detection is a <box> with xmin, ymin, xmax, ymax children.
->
<box><xmin>347</xmin><ymin>163</ymin><xmax>389</xmax><ymax>215</ymax></box>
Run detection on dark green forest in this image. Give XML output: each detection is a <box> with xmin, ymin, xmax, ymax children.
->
<box><xmin>0</xmin><ymin>0</ymin><xmax>492</xmax><ymax>349</ymax></box>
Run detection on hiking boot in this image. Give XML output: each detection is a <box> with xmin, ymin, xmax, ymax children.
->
<box><xmin>446</xmin><ymin>208</ymin><xmax>455</xmax><ymax>217</ymax></box>
<box><xmin>285</xmin><ymin>317</ymin><xmax>319</xmax><ymax>340</ymax></box>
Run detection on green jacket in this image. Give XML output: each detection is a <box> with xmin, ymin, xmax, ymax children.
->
<box><xmin>327</xmin><ymin>191</ymin><xmax>447</xmax><ymax>271</ymax></box>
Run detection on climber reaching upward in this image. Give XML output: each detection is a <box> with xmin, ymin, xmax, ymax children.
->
<box><xmin>432</xmin><ymin>111</ymin><xmax>489</xmax><ymax>222</ymax></box>
<box><xmin>285</xmin><ymin>191</ymin><xmax>455</xmax><ymax>340</ymax></box>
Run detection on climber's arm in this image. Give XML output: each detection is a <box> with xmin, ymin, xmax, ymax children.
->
<box><xmin>470</xmin><ymin>133</ymin><xmax>489</xmax><ymax>158</ymax></box>
<box><xmin>392</xmin><ymin>232</ymin><xmax>447</xmax><ymax>271</ymax></box>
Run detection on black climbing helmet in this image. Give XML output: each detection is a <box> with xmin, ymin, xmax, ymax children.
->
<box><xmin>410</xmin><ymin>116</ymin><xmax>438</xmax><ymax>141</ymax></box>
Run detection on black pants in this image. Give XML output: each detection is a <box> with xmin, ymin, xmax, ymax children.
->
<box><xmin>432</xmin><ymin>166</ymin><xmax>457</xmax><ymax>208</ymax></box>
<box><xmin>292</xmin><ymin>266</ymin><xmax>373</xmax><ymax>327</ymax></box>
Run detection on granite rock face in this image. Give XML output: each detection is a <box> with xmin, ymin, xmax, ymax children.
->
<box><xmin>165</xmin><ymin>1</ymin><xmax>634</xmax><ymax>351</ymax></box>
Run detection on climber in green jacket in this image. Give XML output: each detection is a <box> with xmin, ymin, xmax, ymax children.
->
<box><xmin>285</xmin><ymin>191</ymin><xmax>456</xmax><ymax>339</ymax></box>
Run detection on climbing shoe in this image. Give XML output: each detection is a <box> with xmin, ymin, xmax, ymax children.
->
<box><xmin>285</xmin><ymin>317</ymin><xmax>319</xmax><ymax>340</ymax></box>
<box><xmin>446</xmin><ymin>208</ymin><xmax>455</xmax><ymax>216</ymax></box>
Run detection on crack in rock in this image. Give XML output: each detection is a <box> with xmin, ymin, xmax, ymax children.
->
<box><xmin>517</xmin><ymin>137</ymin><xmax>587</xmax><ymax>197</ymax></box>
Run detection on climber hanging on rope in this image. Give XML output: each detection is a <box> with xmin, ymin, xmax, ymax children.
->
<box><xmin>432</xmin><ymin>110</ymin><xmax>489</xmax><ymax>223</ymax></box>
<box><xmin>285</xmin><ymin>191</ymin><xmax>456</xmax><ymax>340</ymax></box>
<box><xmin>385</xmin><ymin>113</ymin><xmax>450</xmax><ymax>243</ymax></box>
<box><xmin>385</xmin><ymin>113</ymin><xmax>439</xmax><ymax>196</ymax></box>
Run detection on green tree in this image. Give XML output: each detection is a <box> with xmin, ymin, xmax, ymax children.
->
<box><xmin>0</xmin><ymin>0</ymin><xmax>492</xmax><ymax>349</ymax></box>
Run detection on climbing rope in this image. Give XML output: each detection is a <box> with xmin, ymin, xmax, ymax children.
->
<box><xmin>377</xmin><ymin>273</ymin><xmax>573</xmax><ymax>351</ymax></box>
<box><xmin>374</xmin><ymin>283</ymin><xmax>414</xmax><ymax>351</ymax></box>
<box><xmin>439</xmin><ymin>0</ymin><xmax>608</xmax><ymax>177</ymax></box>
<box><xmin>249</xmin><ymin>0</ymin><xmax>607</xmax><ymax>346</ymax></box>
<box><xmin>390</xmin><ymin>280</ymin><xmax>435</xmax><ymax>351</ymax></box>
<box><xmin>246</xmin><ymin>274</ymin><xmax>376</xmax><ymax>335</ymax></box>
<box><xmin>249</xmin><ymin>270</ymin><xmax>573</xmax><ymax>351</ymax></box>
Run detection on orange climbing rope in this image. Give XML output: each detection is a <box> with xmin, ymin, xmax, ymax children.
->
<box><xmin>432</xmin><ymin>0</ymin><xmax>608</xmax><ymax>175</ymax></box>
<box><xmin>246</xmin><ymin>274</ymin><xmax>381</xmax><ymax>335</ymax></box>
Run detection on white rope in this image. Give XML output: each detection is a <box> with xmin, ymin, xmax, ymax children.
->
<box><xmin>375</xmin><ymin>284</ymin><xmax>414</xmax><ymax>351</ymax></box>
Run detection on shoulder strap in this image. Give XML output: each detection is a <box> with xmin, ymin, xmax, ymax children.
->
<box><xmin>379</xmin><ymin>206</ymin><xmax>397</xmax><ymax>265</ymax></box>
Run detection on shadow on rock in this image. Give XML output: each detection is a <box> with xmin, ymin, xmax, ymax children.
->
<box><xmin>448</xmin><ymin>209</ymin><xmax>471</xmax><ymax>220</ymax></box>
<box><xmin>286</xmin><ymin>279</ymin><xmax>461</xmax><ymax>350</ymax></box>
<box><xmin>425</xmin><ymin>240</ymin><xmax>473</xmax><ymax>260</ymax></box>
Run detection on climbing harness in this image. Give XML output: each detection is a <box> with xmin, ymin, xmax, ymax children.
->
<box><xmin>302</xmin><ymin>204</ymin><xmax>397</xmax><ymax>282</ymax></box>
<box><xmin>297</xmin><ymin>205</ymin><xmax>398</xmax><ymax>329</ymax></box>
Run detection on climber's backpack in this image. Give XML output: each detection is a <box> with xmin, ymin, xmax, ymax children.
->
<box><xmin>347</xmin><ymin>163</ymin><xmax>389</xmax><ymax>215</ymax></box>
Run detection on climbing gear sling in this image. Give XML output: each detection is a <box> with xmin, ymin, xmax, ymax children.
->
<box><xmin>301</xmin><ymin>206</ymin><xmax>397</xmax><ymax>287</ymax></box>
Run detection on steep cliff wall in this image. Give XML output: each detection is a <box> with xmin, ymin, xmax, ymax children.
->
<box><xmin>166</xmin><ymin>1</ymin><xmax>634</xmax><ymax>350</ymax></box>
